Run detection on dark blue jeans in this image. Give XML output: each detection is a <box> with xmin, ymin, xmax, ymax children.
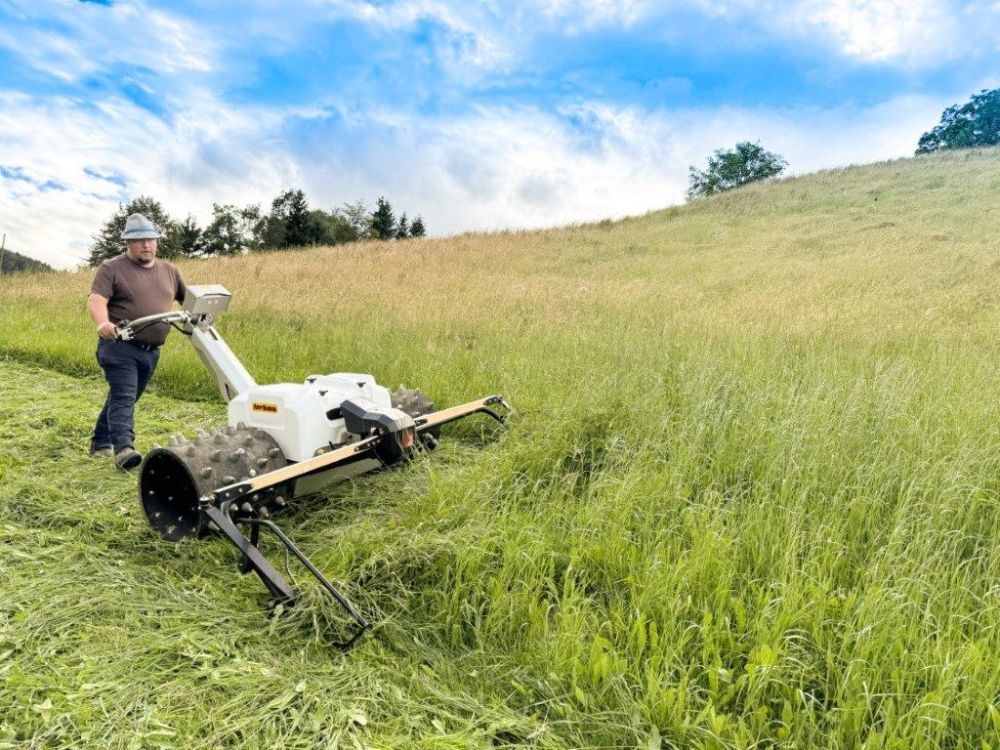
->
<box><xmin>91</xmin><ymin>339</ymin><xmax>160</xmax><ymax>452</ymax></box>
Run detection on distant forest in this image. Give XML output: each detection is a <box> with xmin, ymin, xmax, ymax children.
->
<box><xmin>1</xmin><ymin>247</ymin><xmax>52</xmax><ymax>275</ymax></box>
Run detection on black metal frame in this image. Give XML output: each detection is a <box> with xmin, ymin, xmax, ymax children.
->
<box><xmin>195</xmin><ymin>394</ymin><xmax>511</xmax><ymax>649</ymax></box>
<box><xmin>203</xmin><ymin>500</ymin><xmax>370</xmax><ymax>648</ymax></box>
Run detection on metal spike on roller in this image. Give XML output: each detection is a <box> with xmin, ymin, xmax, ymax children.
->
<box><xmin>131</xmin><ymin>283</ymin><xmax>509</xmax><ymax>649</ymax></box>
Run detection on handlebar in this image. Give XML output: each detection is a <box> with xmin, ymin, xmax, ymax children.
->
<box><xmin>116</xmin><ymin>310</ymin><xmax>192</xmax><ymax>341</ymax></box>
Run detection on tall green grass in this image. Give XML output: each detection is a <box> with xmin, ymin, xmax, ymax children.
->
<box><xmin>3</xmin><ymin>149</ymin><xmax>1000</xmax><ymax>747</ymax></box>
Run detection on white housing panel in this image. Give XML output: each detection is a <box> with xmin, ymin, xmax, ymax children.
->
<box><xmin>228</xmin><ymin>372</ymin><xmax>392</xmax><ymax>462</ymax></box>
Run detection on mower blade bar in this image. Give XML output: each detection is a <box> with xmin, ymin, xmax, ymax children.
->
<box><xmin>413</xmin><ymin>395</ymin><xmax>510</xmax><ymax>432</ymax></box>
<box><xmin>208</xmin><ymin>395</ymin><xmax>509</xmax><ymax>505</ymax></box>
<box><xmin>210</xmin><ymin>433</ymin><xmax>381</xmax><ymax>502</ymax></box>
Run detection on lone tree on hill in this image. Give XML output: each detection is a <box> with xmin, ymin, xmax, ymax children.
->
<box><xmin>687</xmin><ymin>141</ymin><xmax>787</xmax><ymax>199</ymax></box>
<box><xmin>916</xmin><ymin>88</ymin><xmax>1000</xmax><ymax>154</ymax></box>
<box><xmin>370</xmin><ymin>197</ymin><xmax>396</xmax><ymax>240</ymax></box>
<box><xmin>88</xmin><ymin>196</ymin><xmax>182</xmax><ymax>266</ymax></box>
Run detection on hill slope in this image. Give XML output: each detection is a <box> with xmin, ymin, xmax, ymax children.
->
<box><xmin>2</xmin><ymin>149</ymin><xmax>1000</xmax><ymax>748</ymax></box>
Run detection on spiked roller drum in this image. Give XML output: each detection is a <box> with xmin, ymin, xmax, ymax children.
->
<box><xmin>140</xmin><ymin>424</ymin><xmax>290</xmax><ymax>541</ymax></box>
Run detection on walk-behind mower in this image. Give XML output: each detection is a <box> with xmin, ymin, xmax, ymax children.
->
<box><xmin>117</xmin><ymin>285</ymin><xmax>509</xmax><ymax>646</ymax></box>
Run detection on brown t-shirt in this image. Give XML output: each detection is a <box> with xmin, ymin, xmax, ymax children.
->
<box><xmin>90</xmin><ymin>254</ymin><xmax>186</xmax><ymax>346</ymax></box>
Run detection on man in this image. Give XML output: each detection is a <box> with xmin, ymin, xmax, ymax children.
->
<box><xmin>88</xmin><ymin>213</ymin><xmax>186</xmax><ymax>471</ymax></box>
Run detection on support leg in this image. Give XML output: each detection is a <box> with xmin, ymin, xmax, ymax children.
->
<box><xmin>202</xmin><ymin>505</ymin><xmax>297</xmax><ymax>606</ymax></box>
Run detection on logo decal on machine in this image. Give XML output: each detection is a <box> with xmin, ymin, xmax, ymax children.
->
<box><xmin>251</xmin><ymin>402</ymin><xmax>279</xmax><ymax>414</ymax></box>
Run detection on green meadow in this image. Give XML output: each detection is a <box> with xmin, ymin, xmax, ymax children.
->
<box><xmin>2</xmin><ymin>148</ymin><xmax>1000</xmax><ymax>748</ymax></box>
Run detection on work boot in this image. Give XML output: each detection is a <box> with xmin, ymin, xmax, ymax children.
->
<box><xmin>90</xmin><ymin>445</ymin><xmax>113</xmax><ymax>458</ymax></box>
<box><xmin>114</xmin><ymin>447</ymin><xmax>142</xmax><ymax>471</ymax></box>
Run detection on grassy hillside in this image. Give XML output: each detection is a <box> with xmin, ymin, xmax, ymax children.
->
<box><xmin>3</xmin><ymin>148</ymin><xmax>1000</xmax><ymax>748</ymax></box>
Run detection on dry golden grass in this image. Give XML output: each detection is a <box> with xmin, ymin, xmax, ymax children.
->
<box><xmin>6</xmin><ymin>148</ymin><xmax>1000</xmax><ymax>361</ymax></box>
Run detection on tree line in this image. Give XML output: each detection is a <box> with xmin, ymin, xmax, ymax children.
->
<box><xmin>0</xmin><ymin>247</ymin><xmax>52</xmax><ymax>275</ymax></box>
<box><xmin>88</xmin><ymin>191</ymin><xmax>426</xmax><ymax>266</ymax></box>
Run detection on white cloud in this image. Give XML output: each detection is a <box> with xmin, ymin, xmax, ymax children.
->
<box><xmin>317</xmin><ymin>0</ymin><xmax>514</xmax><ymax>72</ymax></box>
<box><xmin>320</xmin><ymin>1</ymin><xmax>999</xmax><ymax>68</ymax></box>
<box><xmin>369</xmin><ymin>95</ymin><xmax>946</xmax><ymax>235</ymax></box>
<box><xmin>791</xmin><ymin>0</ymin><xmax>960</xmax><ymax>63</ymax></box>
<box><xmin>693</xmin><ymin>0</ymin><xmax>998</xmax><ymax>64</ymax></box>
<box><xmin>0</xmin><ymin>0</ymin><xmax>984</xmax><ymax>269</ymax></box>
<box><xmin>0</xmin><ymin>88</ymin><xmax>298</xmax><ymax>268</ymax></box>
<box><xmin>0</xmin><ymin>0</ymin><xmax>216</xmax><ymax>80</ymax></box>
<box><xmin>0</xmin><ymin>83</ymin><xmax>949</xmax><ymax>269</ymax></box>
<box><xmin>535</xmin><ymin>0</ymin><xmax>655</xmax><ymax>30</ymax></box>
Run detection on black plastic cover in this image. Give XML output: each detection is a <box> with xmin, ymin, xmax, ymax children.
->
<box><xmin>340</xmin><ymin>397</ymin><xmax>415</xmax><ymax>437</ymax></box>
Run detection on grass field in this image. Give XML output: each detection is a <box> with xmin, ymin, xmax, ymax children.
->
<box><xmin>3</xmin><ymin>148</ymin><xmax>1000</xmax><ymax>748</ymax></box>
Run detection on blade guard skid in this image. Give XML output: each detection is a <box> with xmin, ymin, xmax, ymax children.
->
<box><xmin>339</xmin><ymin>396</ymin><xmax>416</xmax><ymax>463</ymax></box>
<box><xmin>197</xmin><ymin>394</ymin><xmax>510</xmax><ymax>648</ymax></box>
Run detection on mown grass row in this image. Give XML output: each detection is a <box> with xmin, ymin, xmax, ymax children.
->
<box><xmin>3</xmin><ymin>149</ymin><xmax>1000</xmax><ymax>747</ymax></box>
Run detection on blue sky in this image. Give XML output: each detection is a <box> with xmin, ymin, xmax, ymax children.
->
<box><xmin>0</xmin><ymin>0</ymin><xmax>996</xmax><ymax>268</ymax></box>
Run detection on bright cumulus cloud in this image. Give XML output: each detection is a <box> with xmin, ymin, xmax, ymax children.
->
<box><xmin>0</xmin><ymin>0</ymin><xmax>996</xmax><ymax>268</ymax></box>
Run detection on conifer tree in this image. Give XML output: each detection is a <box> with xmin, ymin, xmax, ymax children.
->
<box><xmin>395</xmin><ymin>213</ymin><xmax>409</xmax><ymax>239</ymax></box>
<box><xmin>175</xmin><ymin>215</ymin><xmax>203</xmax><ymax>257</ymax></box>
<box><xmin>370</xmin><ymin>197</ymin><xmax>396</xmax><ymax>240</ymax></box>
<box><xmin>409</xmin><ymin>215</ymin><xmax>426</xmax><ymax>237</ymax></box>
<box><xmin>265</xmin><ymin>189</ymin><xmax>325</xmax><ymax>247</ymax></box>
<box><xmin>88</xmin><ymin>196</ymin><xmax>181</xmax><ymax>266</ymax></box>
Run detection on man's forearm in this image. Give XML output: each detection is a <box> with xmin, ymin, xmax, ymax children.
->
<box><xmin>88</xmin><ymin>294</ymin><xmax>110</xmax><ymax>326</ymax></box>
<box><xmin>89</xmin><ymin>294</ymin><xmax>119</xmax><ymax>339</ymax></box>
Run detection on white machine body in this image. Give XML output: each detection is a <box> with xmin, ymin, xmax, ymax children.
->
<box><xmin>121</xmin><ymin>285</ymin><xmax>408</xmax><ymax>492</ymax></box>
<box><xmin>228</xmin><ymin>374</ymin><xmax>393</xmax><ymax>462</ymax></box>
